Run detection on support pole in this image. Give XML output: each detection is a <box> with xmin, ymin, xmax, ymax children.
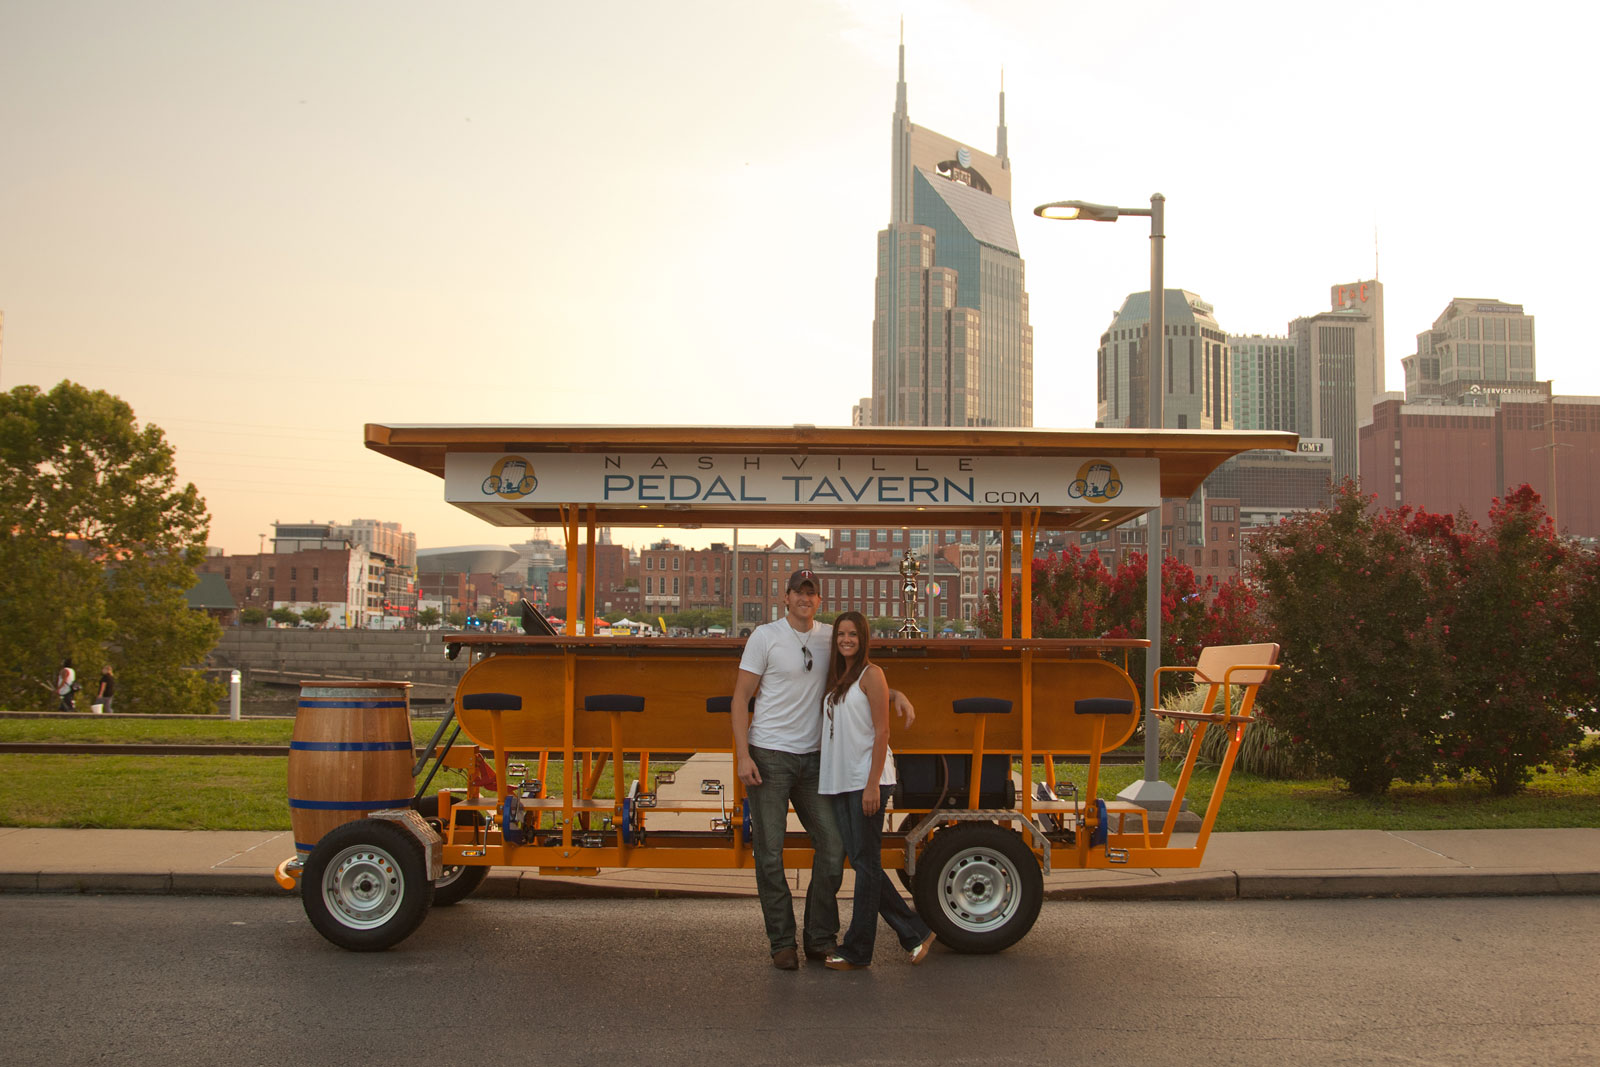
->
<box><xmin>1120</xmin><ymin>193</ymin><xmax>1175</xmax><ymax>813</ymax></box>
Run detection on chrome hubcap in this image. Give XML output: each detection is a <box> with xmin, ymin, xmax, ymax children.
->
<box><xmin>938</xmin><ymin>847</ymin><xmax>1020</xmax><ymax>932</ymax></box>
<box><xmin>322</xmin><ymin>845</ymin><xmax>404</xmax><ymax>929</ymax></box>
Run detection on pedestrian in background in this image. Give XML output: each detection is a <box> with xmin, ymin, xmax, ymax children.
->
<box><xmin>56</xmin><ymin>658</ymin><xmax>77</xmax><ymax>711</ymax></box>
<box><xmin>95</xmin><ymin>665</ymin><xmax>115</xmax><ymax>714</ymax></box>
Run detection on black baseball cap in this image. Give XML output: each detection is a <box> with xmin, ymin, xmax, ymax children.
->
<box><xmin>786</xmin><ymin>569</ymin><xmax>821</xmax><ymax>593</ymax></box>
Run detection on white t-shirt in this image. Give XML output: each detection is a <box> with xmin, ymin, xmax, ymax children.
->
<box><xmin>57</xmin><ymin>667</ymin><xmax>75</xmax><ymax>695</ymax></box>
<box><xmin>819</xmin><ymin>671</ymin><xmax>896</xmax><ymax>795</ymax></box>
<box><xmin>739</xmin><ymin>618</ymin><xmax>832</xmax><ymax>754</ymax></box>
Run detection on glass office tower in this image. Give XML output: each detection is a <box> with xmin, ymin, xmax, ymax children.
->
<box><xmin>870</xmin><ymin>42</ymin><xmax>1033</xmax><ymax>427</ymax></box>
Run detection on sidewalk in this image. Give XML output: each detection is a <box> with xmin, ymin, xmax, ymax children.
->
<box><xmin>3</xmin><ymin>824</ymin><xmax>1596</xmax><ymax>902</ymax></box>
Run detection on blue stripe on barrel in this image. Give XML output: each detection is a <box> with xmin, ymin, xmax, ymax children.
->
<box><xmin>289</xmin><ymin>797</ymin><xmax>413</xmax><ymax>810</ymax></box>
<box><xmin>289</xmin><ymin>740</ymin><xmax>413</xmax><ymax>752</ymax></box>
<box><xmin>295</xmin><ymin>700</ymin><xmax>408</xmax><ymax>709</ymax></box>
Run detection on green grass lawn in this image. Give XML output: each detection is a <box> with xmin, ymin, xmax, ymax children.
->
<box><xmin>3</xmin><ymin>717</ymin><xmax>1597</xmax><ymax>832</ymax></box>
<box><xmin>0</xmin><ymin>717</ymin><xmax>457</xmax><ymax>745</ymax></box>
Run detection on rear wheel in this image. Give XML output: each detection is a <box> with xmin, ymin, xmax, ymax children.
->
<box><xmin>912</xmin><ymin>822</ymin><xmax>1042</xmax><ymax>954</ymax></box>
<box><xmin>415</xmin><ymin>795</ymin><xmax>490</xmax><ymax>906</ymax></box>
<box><xmin>302</xmin><ymin>818</ymin><xmax>433</xmax><ymax>951</ymax></box>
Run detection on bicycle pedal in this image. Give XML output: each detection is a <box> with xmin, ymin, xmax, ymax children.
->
<box><xmin>701</xmin><ymin>779</ymin><xmax>723</xmax><ymax>795</ymax></box>
<box><xmin>635</xmin><ymin>792</ymin><xmax>657</xmax><ymax>808</ymax></box>
<box><xmin>1106</xmin><ymin>848</ymin><xmax>1129</xmax><ymax>864</ymax></box>
<box><xmin>578</xmin><ymin>833</ymin><xmax>605</xmax><ymax>848</ymax></box>
<box><xmin>655</xmin><ymin>771</ymin><xmax>675</xmax><ymax>786</ymax></box>
<box><xmin>710</xmin><ymin>818</ymin><xmax>730</xmax><ymax>832</ymax></box>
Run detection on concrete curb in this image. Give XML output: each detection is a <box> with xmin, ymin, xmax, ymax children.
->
<box><xmin>6</xmin><ymin>868</ymin><xmax>1598</xmax><ymax>901</ymax></box>
<box><xmin>1236</xmin><ymin>869</ymin><xmax>1600</xmax><ymax>899</ymax></box>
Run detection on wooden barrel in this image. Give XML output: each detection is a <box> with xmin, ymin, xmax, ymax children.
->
<box><xmin>288</xmin><ymin>682</ymin><xmax>415</xmax><ymax>857</ymax></box>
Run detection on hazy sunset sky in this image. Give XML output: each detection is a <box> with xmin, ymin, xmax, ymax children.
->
<box><xmin>2</xmin><ymin>1</ymin><xmax>1589</xmax><ymax>554</ymax></box>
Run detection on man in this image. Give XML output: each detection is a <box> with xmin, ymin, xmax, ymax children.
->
<box><xmin>731</xmin><ymin>569</ymin><xmax>914</xmax><ymax>970</ymax></box>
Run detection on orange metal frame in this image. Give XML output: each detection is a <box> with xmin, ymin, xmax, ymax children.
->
<box><xmin>357</xmin><ymin>424</ymin><xmax>1294</xmax><ymax>880</ymax></box>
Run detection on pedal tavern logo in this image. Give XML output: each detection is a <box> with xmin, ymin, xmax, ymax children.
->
<box><xmin>481</xmin><ymin>455</ymin><xmax>537</xmax><ymax>500</ymax></box>
<box><xmin>1066</xmin><ymin>460</ymin><xmax>1123</xmax><ymax>503</ymax></box>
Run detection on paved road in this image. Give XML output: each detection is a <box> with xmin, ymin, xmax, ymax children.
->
<box><xmin>5</xmin><ymin>895</ymin><xmax>1597</xmax><ymax>1066</ymax></box>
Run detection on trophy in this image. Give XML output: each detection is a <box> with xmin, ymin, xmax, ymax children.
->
<box><xmin>896</xmin><ymin>549</ymin><xmax>923</xmax><ymax>637</ymax></box>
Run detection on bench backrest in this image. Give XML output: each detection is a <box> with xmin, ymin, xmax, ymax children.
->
<box><xmin>1194</xmin><ymin>643</ymin><xmax>1280</xmax><ymax>687</ymax></box>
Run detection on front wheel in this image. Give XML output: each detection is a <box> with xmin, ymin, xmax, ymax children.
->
<box><xmin>302</xmin><ymin>818</ymin><xmax>433</xmax><ymax>951</ymax></box>
<box><xmin>912</xmin><ymin>822</ymin><xmax>1042</xmax><ymax>954</ymax></box>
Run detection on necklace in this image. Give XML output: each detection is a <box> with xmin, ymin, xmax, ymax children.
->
<box><xmin>789</xmin><ymin>624</ymin><xmax>814</xmax><ymax>672</ymax></box>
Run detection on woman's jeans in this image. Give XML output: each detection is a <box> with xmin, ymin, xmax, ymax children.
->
<box><xmin>747</xmin><ymin>745</ymin><xmax>844</xmax><ymax>955</ymax></box>
<box><xmin>830</xmin><ymin>789</ymin><xmax>930</xmax><ymax>965</ymax></box>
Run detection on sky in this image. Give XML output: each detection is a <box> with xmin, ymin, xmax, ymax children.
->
<box><xmin>2</xmin><ymin>0</ymin><xmax>1592</xmax><ymax>556</ymax></box>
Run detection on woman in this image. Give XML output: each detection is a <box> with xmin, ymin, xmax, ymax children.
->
<box><xmin>817</xmin><ymin>612</ymin><xmax>935</xmax><ymax>970</ymax></box>
<box><xmin>95</xmin><ymin>665</ymin><xmax>115</xmax><ymax>714</ymax></box>
<box><xmin>56</xmin><ymin>658</ymin><xmax>76</xmax><ymax>712</ymax></box>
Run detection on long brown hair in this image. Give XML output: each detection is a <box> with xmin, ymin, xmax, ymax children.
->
<box><xmin>825</xmin><ymin>611</ymin><xmax>871</xmax><ymax>706</ymax></box>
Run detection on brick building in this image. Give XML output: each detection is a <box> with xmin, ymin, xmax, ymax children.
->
<box><xmin>1359</xmin><ymin>395</ymin><xmax>1600</xmax><ymax>538</ymax></box>
<box><xmin>197</xmin><ymin>546</ymin><xmax>371</xmax><ymax>626</ymax></box>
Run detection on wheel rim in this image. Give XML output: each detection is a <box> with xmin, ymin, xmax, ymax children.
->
<box><xmin>321</xmin><ymin>844</ymin><xmax>406</xmax><ymax>929</ymax></box>
<box><xmin>936</xmin><ymin>845</ymin><xmax>1022</xmax><ymax>933</ymax></box>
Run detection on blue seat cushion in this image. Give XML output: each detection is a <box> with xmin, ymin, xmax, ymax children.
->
<box><xmin>1074</xmin><ymin>698</ymin><xmax>1135</xmax><ymax>716</ymax></box>
<box><xmin>952</xmin><ymin>697</ymin><xmax>1013</xmax><ymax>716</ymax></box>
<box><xmin>461</xmin><ymin>692</ymin><xmax>521</xmax><ymax>712</ymax></box>
<box><xmin>584</xmin><ymin>693</ymin><xmax>646</xmax><ymax>713</ymax></box>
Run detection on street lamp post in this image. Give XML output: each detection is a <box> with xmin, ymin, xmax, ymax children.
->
<box><xmin>1033</xmin><ymin>194</ymin><xmax>1175</xmax><ymax>814</ymax></box>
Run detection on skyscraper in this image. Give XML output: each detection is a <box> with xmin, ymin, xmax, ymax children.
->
<box><xmin>1286</xmin><ymin>279</ymin><xmax>1384</xmax><ymax>483</ymax></box>
<box><xmin>1228</xmin><ymin>333</ymin><xmax>1299</xmax><ymax>431</ymax></box>
<box><xmin>1401</xmin><ymin>297</ymin><xmax>1537</xmax><ymax>406</ymax></box>
<box><xmin>1096</xmin><ymin>290</ymin><xmax>1232</xmax><ymax>430</ymax></box>
<box><xmin>870</xmin><ymin>40</ymin><xmax>1033</xmax><ymax>427</ymax></box>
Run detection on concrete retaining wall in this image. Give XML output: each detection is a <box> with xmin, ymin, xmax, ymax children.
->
<box><xmin>210</xmin><ymin>629</ymin><xmax>469</xmax><ymax>695</ymax></box>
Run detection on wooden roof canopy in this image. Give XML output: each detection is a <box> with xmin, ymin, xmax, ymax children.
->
<box><xmin>364</xmin><ymin>423</ymin><xmax>1298</xmax><ymax>532</ymax></box>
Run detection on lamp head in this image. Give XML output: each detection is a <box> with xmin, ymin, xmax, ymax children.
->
<box><xmin>1033</xmin><ymin>199</ymin><xmax>1121</xmax><ymax>222</ymax></box>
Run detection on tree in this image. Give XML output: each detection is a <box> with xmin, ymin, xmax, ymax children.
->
<box><xmin>1432</xmin><ymin>487</ymin><xmax>1593</xmax><ymax>794</ymax></box>
<box><xmin>268</xmin><ymin>607</ymin><xmax>301</xmax><ymax>627</ymax></box>
<box><xmin>299</xmin><ymin>606</ymin><xmax>331</xmax><ymax>627</ymax></box>
<box><xmin>415</xmin><ymin>607</ymin><xmax>441</xmax><ymax>629</ymax></box>
<box><xmin>1251</xmin><ymin>483</ymin><xmax>1449</xmax><ymax>795</ymax></box>
<box><xmin>447</xmin><ymin>609</ymin><xmax>468</xmax><ymax>628</ymax></box>
<box><xmin>1</xmin><ymin>382</ymin><xmax>221</xmax><ymax>713</ymax></box>
<box><xmin>240</xmin><ymin>607</ymin><xmax>267</xmax><ymax>626</ymax></box>
<box><xmin>976</xmin><ymin>544</ymin><xmax>1263</xmax><ymax>706</ymax></box>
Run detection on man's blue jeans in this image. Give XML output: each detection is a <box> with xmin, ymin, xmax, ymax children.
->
<box><xmin>747</xmin><ymin>745</ymin><xmax>844</xmax><ymax>956</ymax></box>
<box><xmin>830</xmin><ymin>789</ymin><xmax>930</xmax><ymax>966</ymax></box>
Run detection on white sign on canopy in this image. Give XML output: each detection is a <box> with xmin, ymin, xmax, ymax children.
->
<box><xmin>444</xmin><ymin>451</ymin><xmax>1158</xmax><ymax>511</ymax></box>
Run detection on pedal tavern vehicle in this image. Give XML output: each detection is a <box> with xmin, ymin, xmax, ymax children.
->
<box><xmin>276</xmin><ymin>424</ymin><xmax>1293</xmax><ymax>951</ymax></box>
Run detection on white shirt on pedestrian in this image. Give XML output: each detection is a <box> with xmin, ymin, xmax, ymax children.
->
<box><xmin>738</xmin><ymin>618</ymin><xmax>832</xmax><ymax>754</ymax></box>
<box><xmin>819</xmin><ymin>672</ymin><xmax>896</xmax><ymax>795</ymax></box>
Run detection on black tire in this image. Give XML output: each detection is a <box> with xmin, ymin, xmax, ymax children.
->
<box><xmin>911</xmin><ymin>822</ymin><xmax>1042</xmax><ymax>954</ymax></box>
<box><xmin>301</xmin><ymin>818</ymin><xmax>433</xmax><ymax>951</ymax></box>
<box><xmin>414</xmin><ymin>795</ymin><xmax>490</xmax><ymax>906</ymax></box>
